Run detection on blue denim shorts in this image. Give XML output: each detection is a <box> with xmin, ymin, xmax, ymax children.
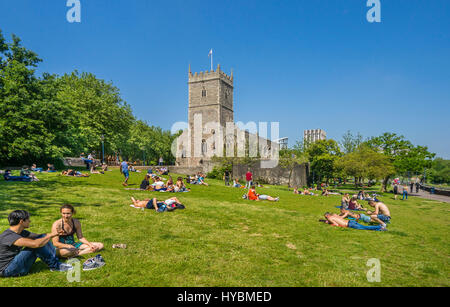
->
<box><xmin>377</xmin><ymin>214</ymin><xmax>391</xmax><ymax>223</ymax></box>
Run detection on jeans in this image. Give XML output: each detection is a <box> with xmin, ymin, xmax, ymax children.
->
<box><xmin>246</xmin><ymin>180</ymin><xmax>253</xmax><ymax>189</ymax></box>
<box><xmin>403</xmin><ymin>191</ymin><xmax>408</xmax><ymax>200</ymax></box>
<box><xmin>1</xmin><ymin>235</ymin><xmax>61</xmax><ymax>277</ymax></box>
<box><xmin>348</xmin><ymin>220</ymin><xmax>383</xmax><ymax>231</ymax></box>
<box><xmin>225</xmin><ymin>177</ymin><xmax>230</xmax><ymax>186</ymax></box>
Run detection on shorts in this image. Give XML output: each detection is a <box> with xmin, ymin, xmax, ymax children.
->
<box><xmin>258</xmin><ymin>195</ymin><xmax>269</xmax><ymax>200</ymax></box>
<box><xmin>165</xmin><ymin>199</ymin><xmax>176</xmax><ymax>206</ymax></box>
<box><xmin>123</xmin><ymin>171</ymin><xmax>129</xmax><ymax>179</ymax></box>
<box><xmin>377</xmin><ymin>214</ymin><xmax>391</xmax><ymax>223</ymax></box>
<box><xmin>359</xmin><ymin>214</ymin><xmax>372</xmax><ymax>223</ymax></box>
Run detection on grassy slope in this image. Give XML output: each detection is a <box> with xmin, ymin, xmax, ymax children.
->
<box><xmin>0</xmin><ymin>170</ymin><xmax>448</xmax><ymax>287</ymax></box>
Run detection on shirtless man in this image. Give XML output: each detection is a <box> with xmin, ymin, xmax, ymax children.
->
<box><xmin>367</xmin><ymin>200</ymin><xmax>392</xmax><ymax>225</ymax></box>
<box><xmin>323</xmin><ymin>213</ymin><xmax>386</xmax><ymax>231</ymax></box>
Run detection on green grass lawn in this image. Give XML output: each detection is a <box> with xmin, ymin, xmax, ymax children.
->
<box><xmin>0</xmin><ymin>169</ymin><xmax>448</xmax><ymax>287</ymax></box>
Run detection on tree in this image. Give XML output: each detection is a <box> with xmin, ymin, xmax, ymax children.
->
<box><xmin>0</xmin><ymin>32</ymin><xmax>72</xmax><ymax>165</ymax></box>
<box><xmin>305</xmin><ymin>139</ymin><xmax>342</xmax><ymax>184</ymax></box>
<box><xmin>340</xmin><ymin>130</ymin><xmax>363</xmax><ymax>154</ymax></box>
<box><xmin>367</xmin><ymin>132</ymin><xmax>435</xmax><ymax>191</ymax></box>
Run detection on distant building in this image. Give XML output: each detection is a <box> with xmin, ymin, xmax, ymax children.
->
<box><xmin>304</xmin><ymin>129</ymin><xmax>326</xmax><ymax>143</ymax></box>
<box><xmin>276</xmin><ymin>137</ymin><xmax>288</xmax><ymax>150</ymax></box>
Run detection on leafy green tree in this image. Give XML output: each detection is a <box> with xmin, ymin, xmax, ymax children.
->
<box><xmin>279</xmin><ymin>148</ymin><xmax>308</xmax><ymax>187</ymax></box>
<box><xmin>0</xmin><ymin>32</ymin><xmax>72</xmax><ymax>165</ymax></box>
<box><xmin>305</xmin><ymin>139</ymin><xmax>342</xmax><ymax>184</ymax></box>
<box><xmin>367</xmin><ymin>132</ymin><xmax>435</xmax><ymax>191</ymax></box>
<box><xmin>340</xmin><ymin>130</ymin><xmax>363</xmax><ymax>154</ymax></box>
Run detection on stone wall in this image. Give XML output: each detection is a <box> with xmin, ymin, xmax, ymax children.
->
<box><xmin>232</xmin><ymin>163</ymin><xmax>308</xmax><ymax>188</ymax></box>
<box><xmin>62</xmin><ymin>158</ymin><xmax>101</xmax><ymax>167</ymax></box>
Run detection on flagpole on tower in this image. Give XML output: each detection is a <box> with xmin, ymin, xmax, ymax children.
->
<box><xmin>209</xmin><ymin>49</ymin><xmax>213</xmax><ymax>71</ymax></box>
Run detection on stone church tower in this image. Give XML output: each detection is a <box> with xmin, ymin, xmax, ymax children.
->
<box><xmin>176</xmin><ymin>64</ymin><xmax>234</xmax><ymax>167</ymax></box>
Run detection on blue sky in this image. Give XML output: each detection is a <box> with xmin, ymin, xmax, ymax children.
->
<box><xmin>1</xmin><ymin>0</ymin><xmax>449</xmax><ymax>158</ymax></box>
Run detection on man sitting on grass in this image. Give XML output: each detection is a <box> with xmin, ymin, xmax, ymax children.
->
<box><xmin>322</xmin><ymin>212</ymin><xmax>386</xmax><ymax>231</ymax></box>
<box><xmin>247</xmin><ymin>186</ymin><xmax>279</xmax><ymax>202</ymax></box>
<box><xmin>130</xmin><ymin>197</ymin><xmax>185</xmax><ymax>212</ymax></box>
<box><xmin>0</xmin><ymin>210</ymin><xmax>73</xmax><ymax>278</ymax></box>
<box><xmin>366</xmin><ymin>200</ymin><xmax>392</xmax><ymax>225</ymax></box>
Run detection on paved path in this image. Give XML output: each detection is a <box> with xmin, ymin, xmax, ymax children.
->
<box><xmin>408</xmin><ymin>190</ymin><xmax>450</xmax><ymax>203</ymax></box>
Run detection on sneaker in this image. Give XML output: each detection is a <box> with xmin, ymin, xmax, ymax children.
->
<box><xmin>275</xmin><ymin>197</ymin><xmax>280</xmax><ymax>202</ymax></box>
<box><xmin>380</xmin><ymin>224</ymin><xmax>388</xmax><ymax>231</ymax></box>
<box><xmin>83</xmin><ymin>258</ymin><xmax>105</xmax><ymax>271</ymax></box>
<box><xmin>51</xmin><ymin>263</ymin><xmax>74</xmax><ymax>272</ymax></box>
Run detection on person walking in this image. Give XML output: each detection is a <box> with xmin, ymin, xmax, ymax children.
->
<box><xmin>121</xmin><ymin>160</ymin><xmax>129</xmax><ymax>186</ymax></box>
<box><xmin>158</xmin><ymin>156</ymin><xmax>164</xmax><ymax>166</ymax></box>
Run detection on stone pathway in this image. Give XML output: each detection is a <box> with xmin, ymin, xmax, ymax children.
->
<box><xmin>408</xmin><ymin>190</ymin><xmax>450</xmax><ymax>203</ymax></box>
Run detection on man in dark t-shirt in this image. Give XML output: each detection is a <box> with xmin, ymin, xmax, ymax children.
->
<box><xmin>0</xmin><ymin>210</ymin><xmax>73</xmax><ymax>277</ymax></box>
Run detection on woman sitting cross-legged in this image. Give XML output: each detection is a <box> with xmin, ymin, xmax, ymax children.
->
<box><xmin>51</xmin><ymin>204</ymin><xmax>104</xmax><ymax>258</ymax></box>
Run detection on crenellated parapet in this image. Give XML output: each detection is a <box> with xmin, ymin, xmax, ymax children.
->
<box><xmin>189</xmin><ymin>64</ymin><xmax>234</xmax><ymax>87</ymax></box>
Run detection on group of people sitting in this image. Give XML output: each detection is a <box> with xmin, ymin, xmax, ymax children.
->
<box><xmin>139</xmin><ymin>174</ymin><xmax>191</xmax><ymax>193</ymax></box>
<box><xmin>0</xmin><ymin>205</ymin><xmax>104</xmax><ymax>278</ymax></box>
<box><xmin>185</xmin><ymin>172</ymin><xmax>208</xmax><ymax>186</ymax></box>
<box><xmin>320</xmin><ymin>193</ymin><xmax>391</xmax><ymax>231</ymax></box>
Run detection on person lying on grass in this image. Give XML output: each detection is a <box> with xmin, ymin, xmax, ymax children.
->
<box><xmin>90</xmin><ymin>163</ymin><xmax>104</xmax><ymax>174</ymax></box>
<box><xmin>321</xmin><ymin>212</ymin><xmax>386</xmax><ymax>231</ymax></box>
<box><xmin>339</xmin><ymin>209</ymin><xmax>387</xmax><ymax>228</ymax></box>
<box><xmin>366</xmin><ymin>200</ymin><xmax>391</xmax><ymax>225</ymax></box>
<box><xmin>20</xmin><ymin>166</ymin><xmax>39</xmax><ymax>182</ymax></box>
<box><xmin>247</xmin><ymin>186</ymin><xmax>279</xmax><ymax>202</ymax></box>
<box><xmin>130</xmin><ymin>197</ymin><xmax>185</xmax><ymax>212</ymax></box>
<box><xmin>61</xmin><ymin>170</ymin><xmax>90</xmax><ymax>177</ymax></box>
<box><xmin>51</xmin><ymin>204</ymin><xmax>104</xmax><ymax>258</ymax></box>
<box><xmin>0</xmin><ymin>210</ymin><xmax>73</xmax><ymax>278</ymax></box>
<box><xmin>3</xmin><ymin>170</ymin><xmax>33</xmax><ymax>182</ymax></box>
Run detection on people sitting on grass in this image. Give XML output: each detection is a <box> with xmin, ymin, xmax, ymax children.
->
<box><xmin>321</xmin><ymin>212</ymin><xmax>386</xmax><ymax>231</ymax></box>
<box><xmin>0</xmin><ymin>210</ymin><xmax>73</xmax><ymax>278</ymax></box>
<box><xmin>31</xmin><ymin>164</ymin><xmax>43</xmax><ymax>172</ymax></box>
<box><xmin>303</xmin><ymin>188</ymin><xmax>315</xmax><ymax>196</ymax></box>
<box><xmin>348</xmin><ymin>196</ymin><xmax>365</xmax><ymax>210</ymax></box>
<box><xmin>101</xmin><ymin>163</ymin><xmax>108</xmax><ymax>172</ymax></box>
<box><xmin>90</xmin><ymin>163</ymin><xmax>104</xmax><ymax>174</ymax></box>
<box><xmin>366</xmin><ymin>200</ymin><xmax>391</xmax><ymax>226</ymax></box>
<box><xmin>20</xmin><ymin>166</ymin><xmax>39</xmax><ymax>181</ymax></box>
<box><xmin>139</xmin><ymin>174</ymin><xmax>153</xmax><ymax>191</ymax></box>
<box><xmin>61</xmin><ymin>169</ymin><xmax>90</xmax><ymax>177</ymax></box>
<box><xmin>341</xmin><ymin>193</ymin><xmax>350</xmax><ymax>209</ymax></box>
<box><xmin>130</xmin><ymin>197</ymin><xmax>185</xmax><ymax>212</ymax></box>
<box><xmin>197</xmin><ymin>173</ymin><xmax>209</xmax><ymax>186</ymax></box>
<box><xmin>46</xmin><ymin>163</ymin><xmax>56</xmax><ymax>172</ymax></box>
<box><xmin>3</xmin><ymin>170</ymin><xmax>33</xmax><ymax>182</ymax></box>
<box><xmin>233</xmin><ymin>178</ymin><xmax>244</xmax><ymax>188</ymax></box>
<box><xmin>247</xmin><ymin>186</ymin><xmax>279</xmax><ymax>202</ymax></box>
<box><xmin>51</xmin><ymin>204</ymin><xmax>104</xmax><ymax>258</ymax></box>
<box><xmin>165</xmin><ymin>177</ymin><xmax>175</xmax><ymax>192</ymax></box>
<box><xmin>174</xmin><ymin>177</ymin><xmax>190</xmax><ymax>192</ymax></box>
<box><xmin>152</xmin><ymin>176</ymin><xmax>167</xmax><ymax>191</ymax></box>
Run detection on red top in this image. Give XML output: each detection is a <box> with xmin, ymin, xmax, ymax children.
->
<box><xmin>248</xmin><ymin>189</ymin><xmax>258</xmax><ymax>200</ymax></box>
<box><xmin>246</xmin><ymin>172</ymin><xmax>253</xmax><ymax>181</ymax></box>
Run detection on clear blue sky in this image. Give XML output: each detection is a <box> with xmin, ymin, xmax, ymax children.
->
<box><xmin>1</xmin><ymin>0</ymin><xmax>449</xmax><ymax>158</ymax></box>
